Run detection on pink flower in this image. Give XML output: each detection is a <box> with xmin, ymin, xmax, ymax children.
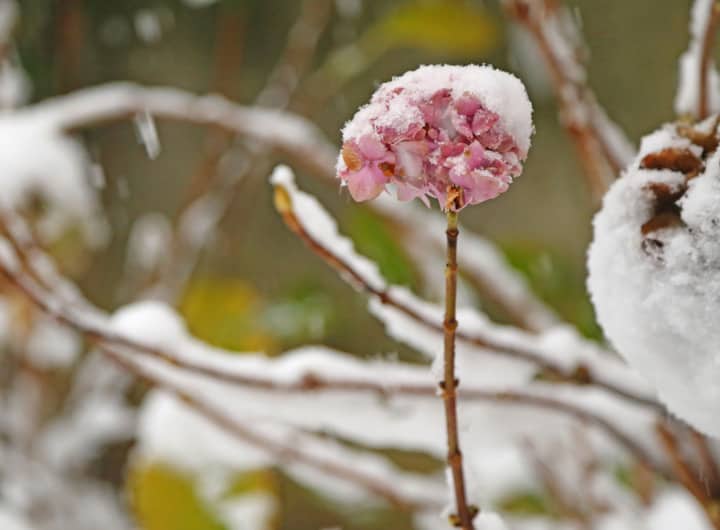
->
<box><xmin>336</xmin><ymin>65</ymin><xmax>533</xmax><ymax>211</ymax></box>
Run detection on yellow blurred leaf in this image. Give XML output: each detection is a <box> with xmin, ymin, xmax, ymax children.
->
<box><xmin>129</xmin><ymin>461</ymin><xmax>279</xmax><ymax>530</ymax></box>
<box><xmin>372</xmin><ymin>1</ymin><xmax>498</xmax><ymax>57</ymax></box>
<box><xmin>129</xmin><ymin>462</ymin><xmax>228</xmax><ymax>530</ymax></box>
<box><xmin>179</xmin><ymin>278</ymin><xmax>276</xmax><ymax>353</ymax></box>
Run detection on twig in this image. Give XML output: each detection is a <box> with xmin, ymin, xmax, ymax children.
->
<box><xmin>656</xmin><ymin>421</ymin><xmax>720</xmax><ymax>529</ymax></box>
<box><xmin>503</xmin><ymin>0</ymin><xmax>633</xmax><ymax>200</ymax></box>
<box><xmin>441</xmin><ymin>209</ymin><xmax>475</xmax><ymax>529</ymax></box>
<box><xmin>690</xmin><ymin>427</ymin><xmax>720</xmax><ymax>495</ymax></box>
<box><xmin>256</xmin><ymin>0</ymin><xmax>332</xmax><ymax>107</ymax></box>
<box><xmin>272</xmin><ymin>180</ymin><xmax>661</xmax><ymax>412</ymax></box>
<box><xmin>698</xmin><ymin>1</ymin><xmax>720</xmax><ymax>119</ymax></box>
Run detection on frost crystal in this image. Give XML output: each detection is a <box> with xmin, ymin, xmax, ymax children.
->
<box><xmin>337</xmin><ymin>64</ymin><xmax>533</xmax><ymax>210</ymax></box>
<box><xmin>588</xmin><ymin>115</ymin><xmax>720</xmax><ymax>436</ymax></box>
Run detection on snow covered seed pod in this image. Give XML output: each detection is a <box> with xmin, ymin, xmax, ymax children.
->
<box><xmin>337</xmin><ymin>64</ymin><xmax>533</xmax><ymax>210</ymax></box>
<box><xmin>588</xmin><ymin>116</ymin><xmax>720</xmax><ymax>436</ymax></box>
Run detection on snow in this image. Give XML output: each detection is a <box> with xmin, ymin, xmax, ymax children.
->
<box><xmin>126</xmin><ymin>213</ymin><xmax>172</xmax><ymax>272</ymax></box>
<box><xmin>588</xmin><ymin>118</ymin><xmax>720</xmax><ymax>436</ymax></box>
<box><xmin>100</xmin><ymin>295</ymin><xmax>658</xmax><ymax>515</ymax></box>
<box><xmin>476</xmin><ymin>512</ymin><xmax>510</xmax><ymax>530</ymax></box>
<box><xmin>0</xmin><ymin>506</ymin><xmax>30</xmax><ymax>530</ymax></box>
<box><xmin>133</xmin><ymin>110</ymin><xmax>161</xmax><ymax>159</ymax></box>
<box><xmin>271</xmin><ymin>165</ymin><xmax>386</xmax><ymax>291</ymax></box>
<box><xmin>215</xmin><ymin>493</ymin><xmax>276</xmax><ymax>530</ymax></box>
<box><xmin>26</xmin><ymin>316</ymin><xmax>81</xmax><ymax>368</ymax></box>
<box><xmin>644</xmin><ymin>489</ymin><xmax>712</xmax><ymax>530</ymax></box>
<box><xmin>675</xmin><ymin>0</ymin><xmax>720</xmax><ymax>116</ymax></box>
<box><xmin>134</xmin><ymin>9</ymin><xmax>162</xmax><ymax>44</ymax></box>
<box><xmin>0</xmin><ymin>111</ymin><xmax>103</xmax><ymax>245</ymax></box>
<box><xmin>343</xmin><ymin>64</ymin><xmax>534</xmax><ymax>157</ymax></box>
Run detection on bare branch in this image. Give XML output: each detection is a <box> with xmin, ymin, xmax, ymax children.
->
<box><xmin>504</xmin><ymin>0</ymin><xmax>634</xmax><ymax>200</ymax></box>
<box><xmin>697</xmin><ymin>1</ymin><xmax>720</xmax><ymax>119</ymax></box>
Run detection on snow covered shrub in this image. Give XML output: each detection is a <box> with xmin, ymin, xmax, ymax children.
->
<box><xmin>5</xmin><ymin>1</ymin><xmax>720</xmax><ymax>530</ymax></box>
<box><xmin>588</xmin><ymin>118</ymin><xmax>720</xmax><ymax>438</ymax></box>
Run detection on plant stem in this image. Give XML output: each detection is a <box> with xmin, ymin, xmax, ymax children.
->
<box><xmin>442</xmin><ymin>209</ymin><xmax>476</xmax><ymax>529</ymax></box>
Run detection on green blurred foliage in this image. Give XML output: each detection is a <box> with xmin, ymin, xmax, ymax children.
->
<box><xmin>346</xmin><ymin>209</ymin><xmax>419</xmax><ymax>287</ymax></box>
<box><xmin>502</xmin><ymin>243</ymin><xmax>602</xmax><ymax>339</ymax></box>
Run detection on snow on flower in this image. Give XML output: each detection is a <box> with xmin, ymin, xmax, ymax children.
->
<box><xmin>588</xmin><ymin>115</ymin><xmax>720</xmax><ymax>436</ymax></box>
<box><xmin>337</xmin><ymin>64</ymin><xmax>533</xmax><ymax>210</ymax></box>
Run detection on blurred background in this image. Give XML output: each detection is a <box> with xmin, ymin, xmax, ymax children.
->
<box><xmin>5</xmin><ymin>0</ymin><xmax>700</xmax><ymax>528</ymax></box>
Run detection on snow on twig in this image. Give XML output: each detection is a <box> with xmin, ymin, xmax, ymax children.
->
<box><xmin>676</xmin><ymin>0</ymin><xmax>720</xmax><ymax>119</ymax></box>
<box><xmin>0</xmin><ymin>205</ymin><xmax>670</xmax><ymax>493</ymax></box>
<box><xmin>271</xmin><ymin>165</ymin><xmax>658</xmax><ymax>411</ymax></box>
<box><xmin>31</xmin><ymin>82</ymin><xmax>337</xmax><ymax>179</ymax></box>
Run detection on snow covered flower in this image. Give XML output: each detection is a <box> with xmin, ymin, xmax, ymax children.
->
<box><xmin>336</xmin><ymin>64</ymin><xmax>533</xmax><ymax>211</ymax></box>
<box><xmin>588</xmin><ymin>116</ymin><xmax>720</xmax><ymax>436</ymax></box>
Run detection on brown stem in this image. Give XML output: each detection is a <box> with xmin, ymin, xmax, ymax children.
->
<box><xmin>442</xmin><ymin>210</ymin><xmax>476</xmax><ymax>529</ymax></box>
<box><xmin>698</xmin><ymin>1</ymin><xmax>720</xmax><ymax>119</ymax></box>
<box><xmin>690</xmin><ymin>428</ymin><xmax>720</xmax><ymax>494</ymax></box>
<box><xmin>656</xmin><ymin>422</ymin><xmax>720</xmax><ymax>529</ymax></box>
<box><xmin>503</xmin><ymin>0</ymin><xmax>625</xmax><ymax>201</ymax></box>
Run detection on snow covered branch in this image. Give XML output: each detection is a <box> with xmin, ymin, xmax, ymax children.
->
<box><xmin>676</xmin><ymin>0</ymin><xmax>720</xmax><ymax>119</ymax></box>
<box><xmin>33</xmin><ymin>82</ymin><xmax>336</xmax><ymax>180</ymax></box>
<box><xmin>271</xmin><ymin>166</ymin><xmax>658</xmax><ymax>411</ymax></box>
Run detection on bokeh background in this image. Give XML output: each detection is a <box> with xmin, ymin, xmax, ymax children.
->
<box><xmin>11</xmin><ymin>0</ymin><xmax>700</xmax><ymax>528</ymax></box>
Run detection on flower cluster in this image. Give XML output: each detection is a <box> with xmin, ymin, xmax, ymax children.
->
<box><xmin>337</xmin><ymin>65</ymin><xmax>533</xmax><ymax>210</ymax></box>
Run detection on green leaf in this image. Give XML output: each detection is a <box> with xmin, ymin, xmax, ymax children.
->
<box><xmin>371</xmin><ymin>1</ymin><xmax>498</xmax><ymax>57</ymax></box>
<box><xmin>345</xmin><ymin>209</ymin><xmax>418</xmax><ymax>287</ymax></box>
<box><xmin>502</xmin><ymin>243</ymin><xmax>602</xmax><ymax>339</ymax></box>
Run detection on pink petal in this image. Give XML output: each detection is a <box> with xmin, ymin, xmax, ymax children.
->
<box><xmin>346</xmin><ymin>166</ymin><xmax>388</xmax><ymax>201</ymax></box>
<box><xmin>472</xmin><ymin>109</ymin><xmax>499</xmax><ymax>136</ymax></box>
<box><xmin>394</xmin><ymin>141</ymin><xmax>428</xmax><ymax>179</ymax></box>
<box><xmin>356</xmin><ymin>134</ymin><xmax>387</xmax><ymax>160</ymax></box>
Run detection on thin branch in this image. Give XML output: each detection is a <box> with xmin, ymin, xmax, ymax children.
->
<box><xmin>690</xmin><ymin>428</ymin><xmax>720</xmax><ymax>494</ymax></box>
<box><xmin>256</xmin><ymin>0</ymin><xmax>332</xmax><ymax>107</ymax></box>
<box><xmin>33</xmin><ymin>83</ymin><xmax>336</xmax><ymax>180</ymax></box>
<box><xmin>441</xmin><ymin>209</ymin><xmax>476</xmax><ymax>529</ymax></box>
<box><xmin>656</xmin><ymin>422</ymin><xmax>720</xmax><ymax>529</ymax></box>
<box><xmin>272</xmin><ymin>179</ymin><xmax>661</xmax><ymax>413</ymax></box>
<box><xmin>503</xmin><ymin>0</ymin><xmax>633</xmax><ymax>200</ymax></box>
<box><xmin>698</xmin><ymin>1</ymin><xmax>720</xmax><ymax>119</ymax></box>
